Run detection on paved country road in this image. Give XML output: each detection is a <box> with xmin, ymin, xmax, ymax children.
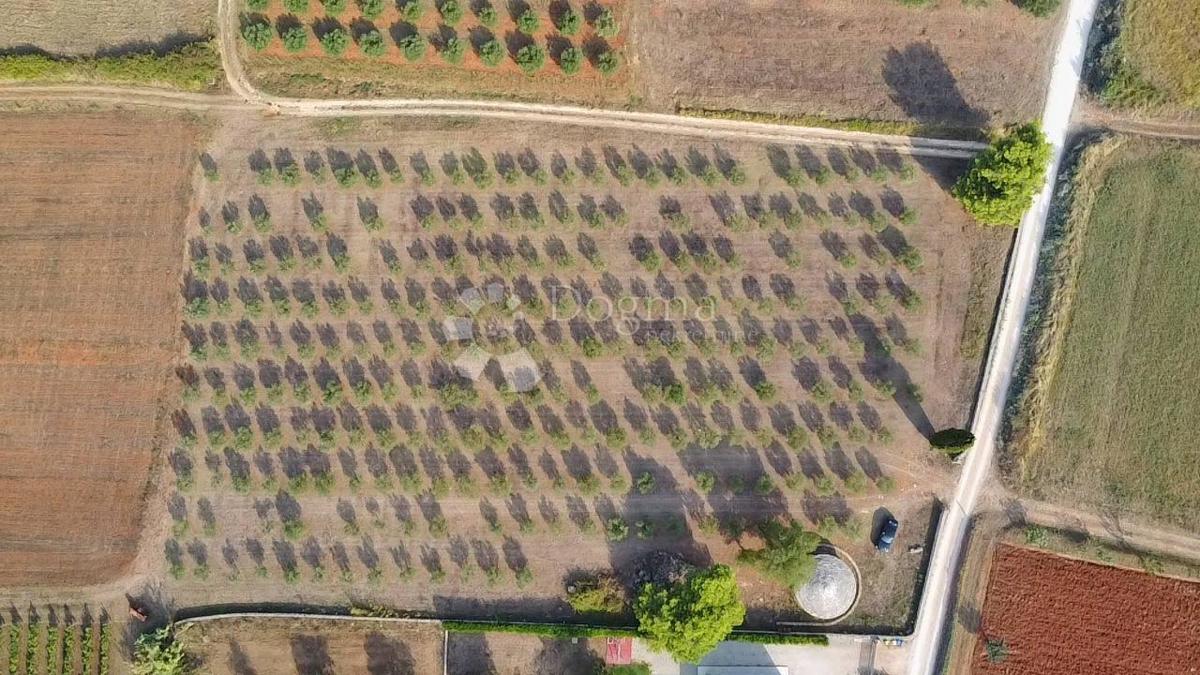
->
<box><xmin>902</xmin><ymin>0</ymin><xmax>1102</xmax><ymax>671</ymax></box>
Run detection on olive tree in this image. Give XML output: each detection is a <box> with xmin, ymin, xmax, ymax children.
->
<box><xmin>736</xmin><ymin>520</ymin><xmax>821</xmax><ymax>587</ymax></box>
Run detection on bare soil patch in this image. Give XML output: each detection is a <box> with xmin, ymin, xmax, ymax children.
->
<box><xmin>632</xmin><ymin>0</ymin><xmax>1061</xmax><ymax>128</ymax></box>
<box><xmin>151</xmin><ymin>114</ymin><xmax>1007</xmax><ymax>630</ymax></box>
<box><xmin>447</xmin><ymin>632</ymin><xmax>606</xmax><ymax>675</ymax></box>
<box><xmin>177</xmin><ymin>616</ymin><xmax>444</xmax><ymax>674</ymax></box>
<box><xmin>972</xmin><ymin>544</ymin><xmax>1200</xmax><ymax>674</ymax></box>
<box><xmin>0</xmin><ymin>0</ymin><xmax>216</xmax><ymax>56</ymax></box>
<box><xmin>0</xmin><ymin>111</ymin><xmax>200</xmax><ymax>586</ymax></box>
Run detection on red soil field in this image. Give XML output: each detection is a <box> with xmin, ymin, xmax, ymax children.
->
<box><xmin>974</xmin><ymin>544</ymin><xmax>1200</xmax><ymax>675</ymax></box>
<box><xmin>0</xmin><ymin>111</ymin><xmax>199</xmax><ymax>586</ymax></box>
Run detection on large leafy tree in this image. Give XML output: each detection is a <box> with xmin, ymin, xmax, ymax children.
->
<box><xmin>634</xmin><ymin>564</ymin><xmax>745</xmax><ymax>663</ymax></box>
<box><xmin>736</xmin><ymin>520</ymin><xmax>822</xmax><ymax>587</ymax></box>
<box><xmin>952</xmin><ymin>123</ymin><xmax>1052</xmax><ymax>227</ymax></box>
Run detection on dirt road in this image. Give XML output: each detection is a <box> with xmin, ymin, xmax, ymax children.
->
<box><xmin>903</xmin><ymin>0</ymin><xmax>1103</xmax><ymax>670</ymax></box>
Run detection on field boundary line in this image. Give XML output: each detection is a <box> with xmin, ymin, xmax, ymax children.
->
<box><xmin>211</xmin><ymin>0</ymin><xmax>984</xmax><ymax>158</ymax></box>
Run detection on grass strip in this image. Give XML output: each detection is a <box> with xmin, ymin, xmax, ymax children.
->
<box><xmin>675</xmin><ymin>107</ymin><xmax>987</xmax><ymax>143</ymax></box>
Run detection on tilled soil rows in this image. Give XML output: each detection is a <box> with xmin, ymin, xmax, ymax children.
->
<box><xmin>974</xmin><ymin>544</ymin><xmax>1200</xmax><ymax>674</ymax></box>
<box><xmin>0</xmin><ymin>111</ymin><xmax>199</xmax><ymax>585</ymax></box>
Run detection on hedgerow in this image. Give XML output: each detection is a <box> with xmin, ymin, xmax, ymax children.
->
<box><xmin>0</xmin><ymin>41</ymin><xmax>219</xmax><ymax>91</ymax></box>
<box><xmin>443</xmin><ymin>620</ymin><xmax>639</xmax><ymax>639</ymax></box>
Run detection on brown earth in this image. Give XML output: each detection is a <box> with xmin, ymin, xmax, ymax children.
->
<box><xmin>447</xmin><ymin>632</ymin><xmax>607</xmax><ymax>675</ymax></box>
<box><xmin>142</xmin><ymin>113</ymin><xmax>1009</xmax><ymax>631</ymax></box>
<box><xmin>0</xmin><ymin>111</ymin><xmax>200</xmax><ymax>586</ymax></box>
<box><xmin>972</xmin><ymin>544</ymin><xmax>1200</xmax><ymax>674</ymax></box>
<box><xmin>631</xmin><ymin>0</ymin><xmax>1061</xmax><ymax>128</ymax></box>
<box><xmin>0</xmin><ymin>0</ymin><xmax>216</xmax><ymax>55</ymax></box>
<box><xmin>176</xmin><ymin>616</ymin><xmax>444</xmax><ymax>674</ymax></box>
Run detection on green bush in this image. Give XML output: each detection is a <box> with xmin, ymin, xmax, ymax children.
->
<box><xmin>247</xmin><ymin>0</ymin><xmax>269</xmax><ymax>10</ymax></box>
<box><xmin>358</xmin><ymin>0</ymin><xmax>385</xmax><ymax>19</ymax></box>
<box><xmin>736</xmin><ymin>521</ymin><xmax>821</xmax><ymax>587</ymax></box>
<box><xmin>597</xmin><ymin>50</ymin><xmax>620</xmax><ymax>76</ymax></box>
<box><xmin>479</xmin><ymin>39</ymin><xmax>504</xmax><ymax>66</ymax></box>
<box><xmin>400</xmin><ymin>34</ymin><xmax>427</xmax><ymax>61</ymax></box>
<box><xmin>439</xmin><ymin>0</ymin><xmax>464</xmax><ymax>24</ymax></box>
<box><xmin>635</xmin><ymin>564</ymin><xmax>745</xmax><ymax>664</ymax></box>
<box><xmin>1016</xmin><ymin>0</ymin><xmax>1060</xmax><ymax>17</ymax></box>
<box><xmin>441</xmin><ymin>36</ymin><xmax>466</xmax><ymax>64</ymax></box>
<box><xmin>282</xmin><ymin>26</ymin><xmax>309</xmax><ymax>52</ymax></box>
<box><xmin>359</xmin><ymin>29</ymin><xmax>386</xmax><ymax>57</ymax></box>
<box><xmin>322</xmin><ymin>0</ymin><xmax>348</xmax><ymax>15</ymax></box>
<box><xmin>284</xmin><ymin>0</ymin><xmax>309</xmax><ymax>11</ymax></box>
<box><xmin>567</xmin><ymin>575</ymin><xmax>626</xmax><ymax>615</ymax></box>
<box><xmin>320</xmin><ymin>27</ymin><xmax>350</xmax><ymax>55</ymax></box>
<box><xmin>557</xmin><ymin>9</ymin><xmax>582</xmax><ymax>35</ymax></box>
<box><xmin>242</xmin><ymin>20</ymin><xmax>274</xmax><ymax>50</ymax></box>
<box><xmin>399</xmin><ymin>0</ymin><xmax>423</xmax><ymax>21</ymax></box>
<box><xmin>132</xmin><ymin>628</ymin><xmax>188</xmax><ymax>675</ymax></box>
<box><xmin>559</xmin><ymin>46</ymin><xmax>583</xmax><ymax>74</ymax></box>
<box><xmin>595</xmin><ymin>8</ymin><xmax>619</xmax><ymax>37</ymax></box>
<box><xmin>515</xmin><ymin>43</ymin><xmax>546</xmax><ymax>73</ymax></box>
<box><xmin>477</xmin><ymin>4</ymin><xmax>498</xmax><ymax>27</ymax></box>
<box><xmin>517</xmin><ymin>9</ymin><xmax>540</xmax><ymax>35</ymax></box>
<box><xmin>952</xmin><ymin>122</ymin><xmax>1051</xmax><ymax>226</ymax></box>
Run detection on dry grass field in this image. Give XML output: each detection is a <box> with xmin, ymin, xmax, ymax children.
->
<box><xmin>1010</xmin><ymin>138</ymin><xmax>1200</xmax><ymax>532</ymax></box>
<box><xmin>149</xmin><ymin>113</ymin><xmax>1008</xmax><ymax>630</ymax></box>
<box><xmin>0</xmin><ymin>111</ymin><xmax>200</xmax><ymax>585</ymax></box>
<box><xmin>1089</xmin><ymin>0</ymin><xmax>1200</xmax><ymax>113</ymax></box>
<box><xmin>630</xmin><ymin>0</ymin><xmax>1060</xmax><ymax>128</ymax></box>
<box><xmin>0</xmin><ymin>0</ymin><xmax>216</xmax><ymax>55</ymax></box>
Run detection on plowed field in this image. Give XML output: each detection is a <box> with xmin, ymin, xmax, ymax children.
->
<box><xmin>0</xmin><ymin>112</ymin><xmax>199</xmax><ymax>585</ymax></box>
<box><xmin>973</xmin><ymin>544</ymin><xmax>1200</xmax><ymax>674</ymax></box>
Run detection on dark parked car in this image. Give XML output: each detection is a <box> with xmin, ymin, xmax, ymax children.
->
<box><xmin>875</xmin><ymin>516</ymin><xmax>899</xmax><ymax>552</ymax></box>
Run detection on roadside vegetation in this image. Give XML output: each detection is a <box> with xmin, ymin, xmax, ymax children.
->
<box><xmin>1088</xmin><ymin>0</ymin><xmax>1200</xmax><ymax>110</ymax></box>
<box><xmin>1009</xmin><ymin>137</ymin><xmax>1200</xmax><ymax>531</ymax></box>
<box><xmin>0</xmin><ymin>40</ymin><xmax>220</xmax><ymax>91</ymax></box>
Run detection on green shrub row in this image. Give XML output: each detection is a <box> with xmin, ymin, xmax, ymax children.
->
<box><xmin>442</xmin><ymin>620</ymin><xmax>828</xmax><ymax>647</ymax></box>
<box><xmin>0</xmin><ymin>41</ymin><xmax>219</xmax><ymax>91</ymax></box>
<box><xmin>727</xmin><ymin>631</ymin><xmax>829</xmax><ymax>646</ymax></box>
<box><xmin>443</xmin><ymin>620</ymin><xmax>639</xmax><ymax>639</ymax></box>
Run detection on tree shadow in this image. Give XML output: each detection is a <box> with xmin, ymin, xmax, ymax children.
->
<box><xmin>365</xmin><ymin>632</ymin><xmax>416</xmax><ymax>674</ymax></box>
<box><xmin>882</xmin><ymin>41</ymin><xmax>989</xmax><ymax>186</ymax></box>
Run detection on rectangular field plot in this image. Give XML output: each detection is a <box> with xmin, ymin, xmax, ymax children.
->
<box><xmin>176</xmin><ymin>616</ymin><xmax>444</xmax><ymax>675</ymax></box>
<box><xmin>0</xmin><ymin>112</ymin><xmax>199</xmax><ymax>586</ymax></box>
<box><xmin>162</xmin><ymin>117</ymin><xmax>1006</xmax><ymax>626</ymax></box>
<box><xmin>973</xmin><ymin>545</ymin><xmax>1200</xmax><ymax>674</ymax></box>
<box><xmin>1017</xmin><ymin>138</ymin><xmax>1200</xmax><ymax>531</ymax></box>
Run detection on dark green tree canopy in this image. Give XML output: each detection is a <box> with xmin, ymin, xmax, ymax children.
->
<box><xmin>930</xmin><ymin>428</ymin><xmax>975</xmax><ymax>458</ymax></box>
